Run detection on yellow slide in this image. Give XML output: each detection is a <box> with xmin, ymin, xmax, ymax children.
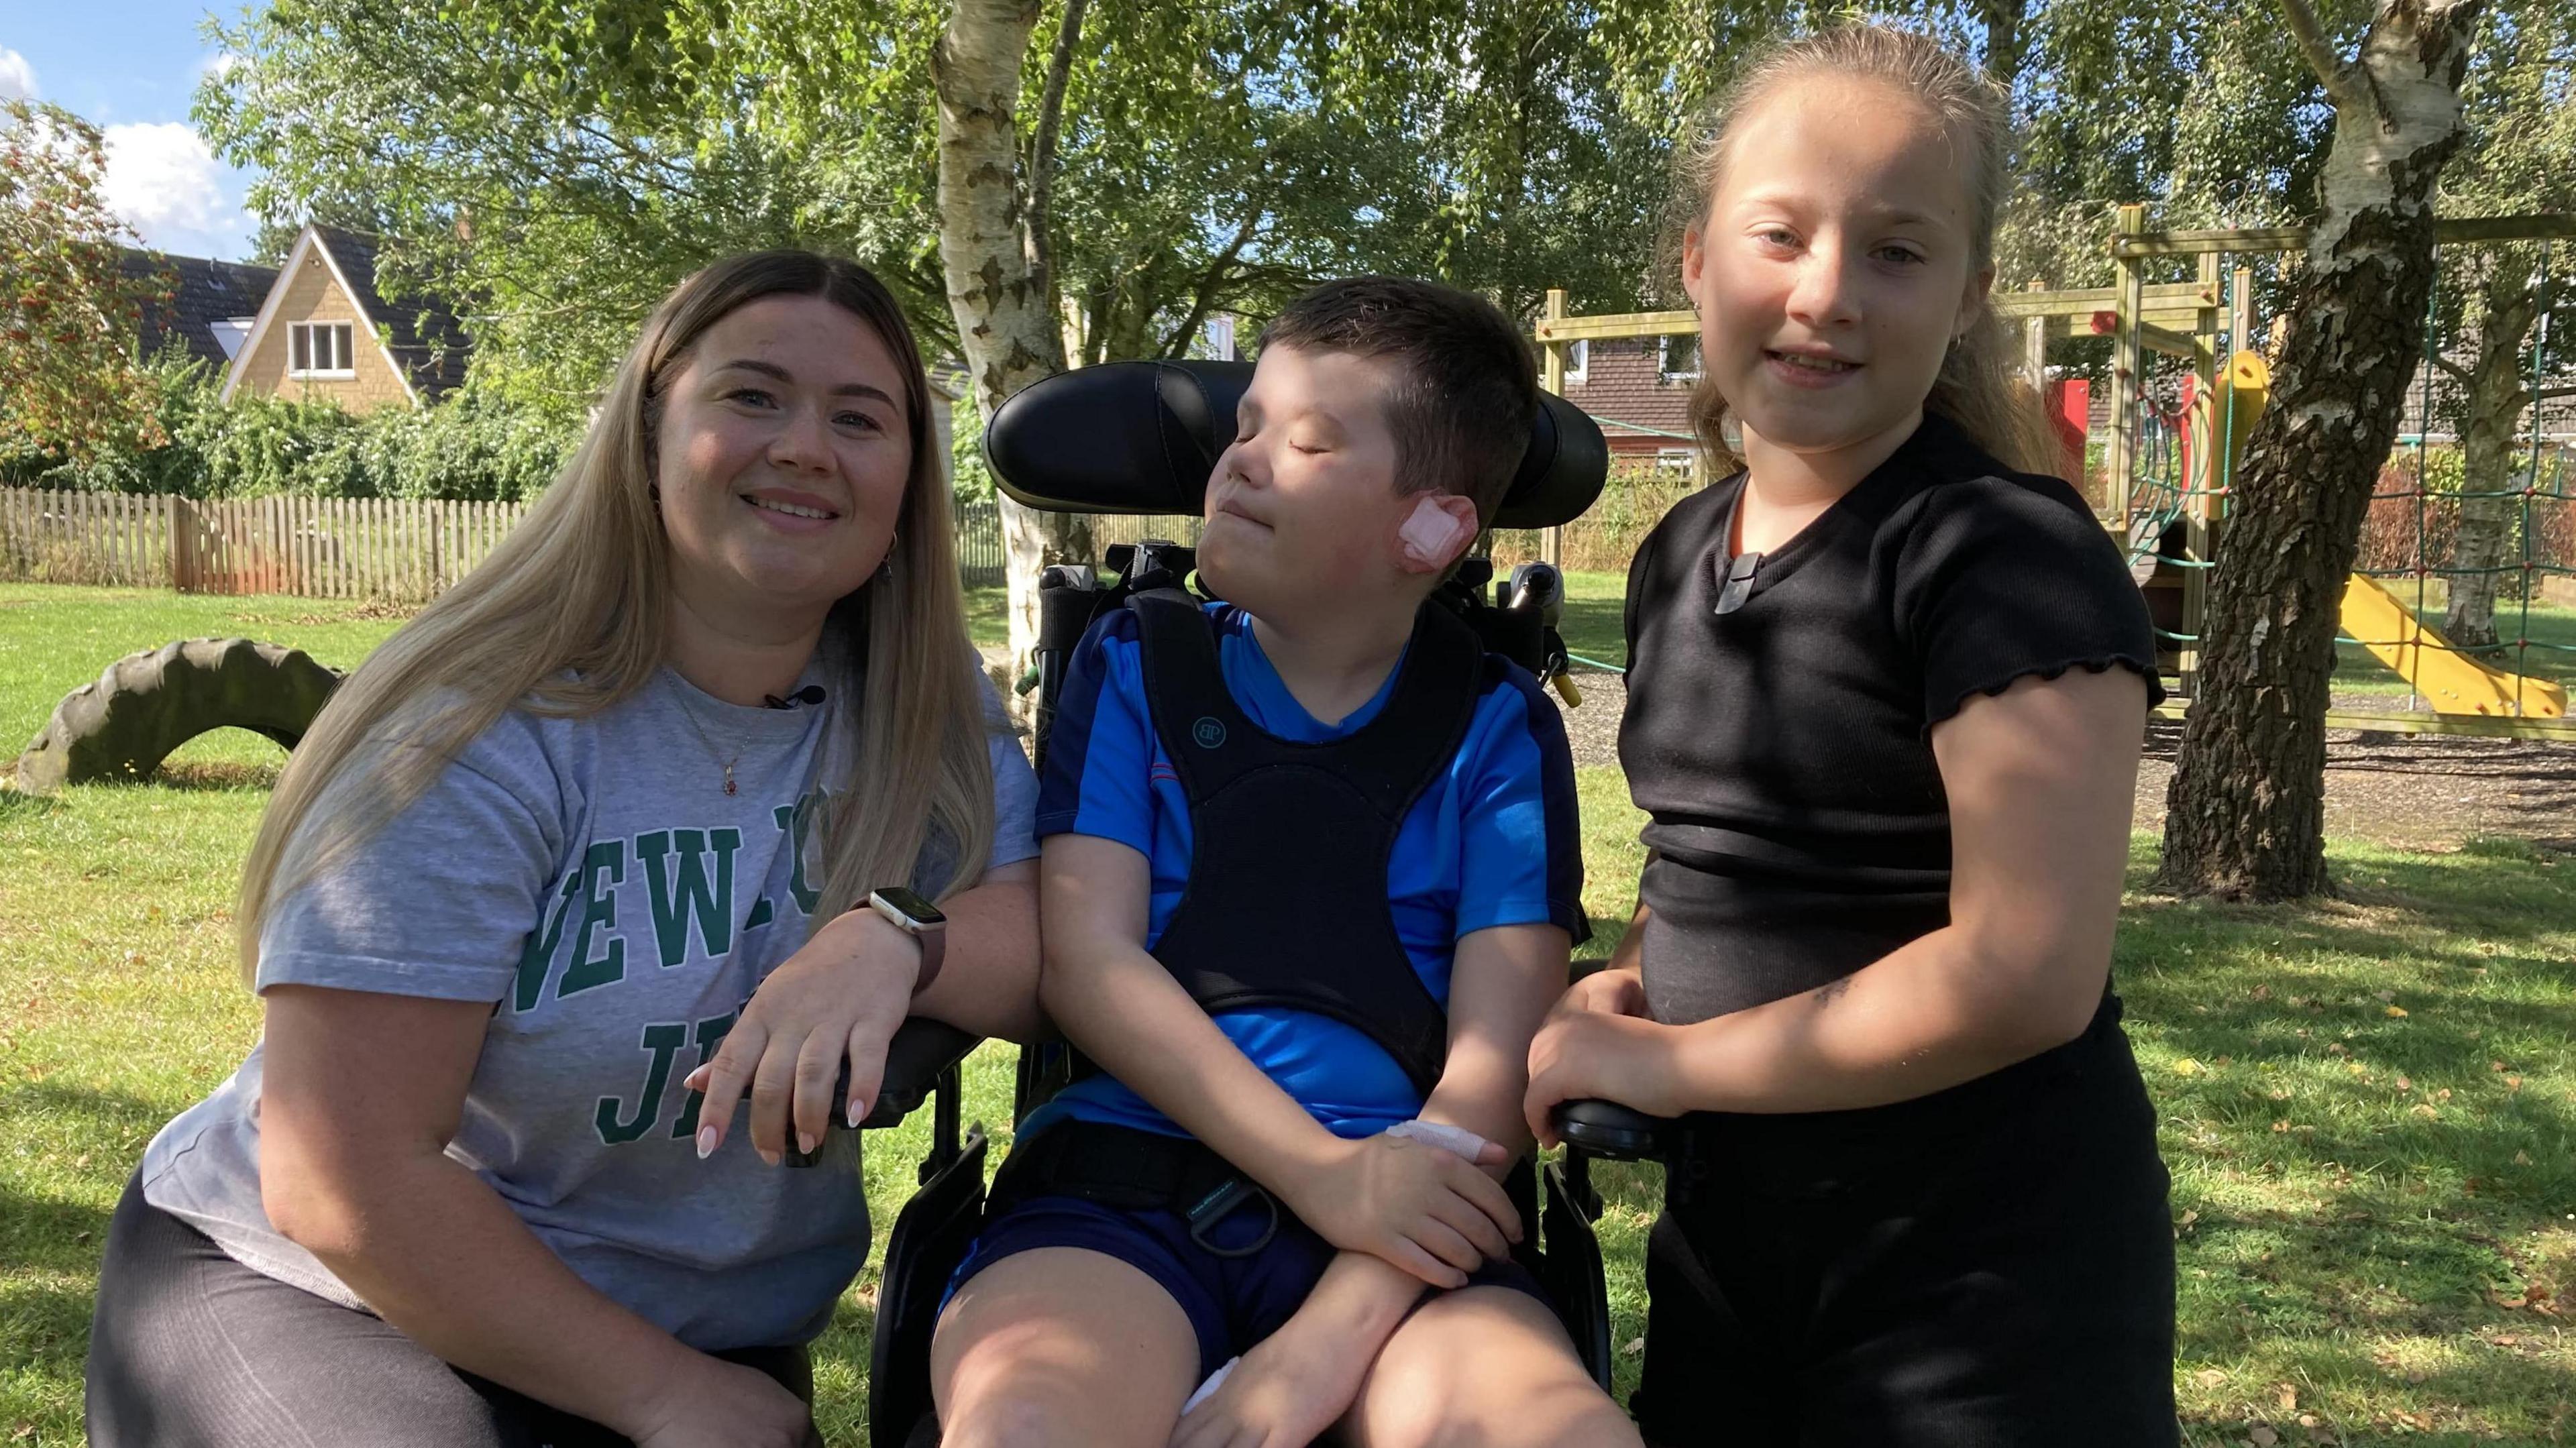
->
<box><xmin>2340</xmin><ymin>573</ymin><xmax>2567</xmax><ymax>717</ymax></box>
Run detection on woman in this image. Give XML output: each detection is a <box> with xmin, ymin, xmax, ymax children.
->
<box><xmin>1523</xmin><ymin>27</ymin><xmax>2176</xmax><ymax>1447</ymax></box>
<box><xmin>87</xmin><ymin>252</ymin><xmax>1042</xmax><ymax>1448</ymax></box>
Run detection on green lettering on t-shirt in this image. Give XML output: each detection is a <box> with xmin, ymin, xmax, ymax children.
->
<box><xmin>595</xmin><ymin>1021</ymin><xmax>688</xmax><ymax>1145</ymax></box>
<box><xmin>555</xmin><ymin>840</ymin><xmax>628</xmax><ymax>999</ymax></box>
<box><xmin>774</xmin><ymin>797</ymin><xmax>821</xmax><ymax>915</ymax></box>
<box><xmin>511</xmin><ymin>871</ymin><xmax>584</xmax><ymax>1013</ymax></box>
<box><xmin>669</xmin><ymin>1009</ymin><xmax>740</xmax><ymax>1139</ymax></box>
<box><xmin>636</xmin><ymin>828</ymin><xmax>741</xmax><ymax>968</ymax></box>
<box><xmin>743</xmin><ymin>895</ymin><xmax>775</xmax><ymax>933</ymax></box>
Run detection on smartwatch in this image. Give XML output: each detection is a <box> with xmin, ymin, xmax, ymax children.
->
<box><xmin>867</xmin><ymin>887</ymin><xmax>948</xmax><ymax>997</ymax></box>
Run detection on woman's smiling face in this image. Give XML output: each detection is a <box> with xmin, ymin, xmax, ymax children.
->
<box><xmin>652</xmin><ymin>294</ymin><xmax>914</xmax><ymax>624</ymax></box>
<box><xmin>1684</xmin><ymin>75</ymin><xmax>1991</xmax><ymax>474</ymax></box>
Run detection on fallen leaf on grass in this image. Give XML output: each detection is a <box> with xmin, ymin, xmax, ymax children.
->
<box><xmin>2196</xmin><ymin>1368</ymin><xmax>2227</xmax><ymax>1389</ymax></box>
<box><xmin>2385</xmin><ymin>1005</ymin><xmax>2408</xmax><ymax>1018</ymax></box>
<box><xmin>2251</xmin><ymin>1427</ymin><xmax>2279</xmax><ymax>1447</ymax></box>
<box><xmin>2277</xmin><ymin>1386</ymin><xmax>2299</xmax><ymax>1411</ymax></box>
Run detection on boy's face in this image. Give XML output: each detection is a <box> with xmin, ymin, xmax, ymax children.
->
<box><xmin>1199</xmin><ymin>343</ymin><xmax>1426</xmax><ymax>615</ymax></box>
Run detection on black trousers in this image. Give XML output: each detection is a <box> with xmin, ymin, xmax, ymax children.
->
<box><xmin>1629</xmin><ymin>1001</ymin><xmax>2178</xmax><ymax>1448</ymax></box>
<box><xmin>86</xmin><ymin>1172</ymin><xmax>814</xmax><ymax>1448</ymax></box>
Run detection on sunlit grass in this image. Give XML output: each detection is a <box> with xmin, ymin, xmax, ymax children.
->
<box><xmin>4</xmin><ymin>584</ymin><xmax>2571</xmax><ymax>1443</ymax></box>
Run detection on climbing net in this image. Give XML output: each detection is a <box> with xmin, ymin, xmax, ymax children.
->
<box><xmin>2118</xmin><ymin>241</ymin><xmax>2573</xmax><ymax>725</ymax></box>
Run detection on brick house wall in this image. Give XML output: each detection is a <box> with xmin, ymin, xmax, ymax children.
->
<box><xmin>1559</xmin><ymin>337</ymin><xmax>1699</xmax><ymax>464</ymax></box>
<box><xmin>233</xmin><ymin>247</ymin><xmax>415</xmax><ymax>412</ymax></box>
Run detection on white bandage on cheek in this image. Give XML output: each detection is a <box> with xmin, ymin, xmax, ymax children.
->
<box><xmin>1384</xmin><ymin>1119</ymin><xmax>1496</xmax><ymax>1162</ymax></box>
<box><xmin>1397</xmin><ymin>496</ymin><xmax>1475</xmax><ymax>567</ymax></box>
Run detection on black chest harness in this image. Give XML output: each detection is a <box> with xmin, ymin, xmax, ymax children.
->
<box><xmin>989</xmin><ymin>590</ymin><xmax>1491</xmax><ymax>1244</ymax></box>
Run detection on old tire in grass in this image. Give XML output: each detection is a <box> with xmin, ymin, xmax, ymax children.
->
<box><xmin>12</xmin><ymin>638</ymin><xmax>342</xmax><ymax>792</ymax></box>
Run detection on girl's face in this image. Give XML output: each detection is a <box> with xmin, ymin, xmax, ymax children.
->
<box><xmin>653</xmin><ymin>294</ymin><xmax>914</xmax><ymax>628</ymax></box>
<box><xmin>1683</xmin><ymin>76</ymin><xmax>1991</xmax><ymax>476</ymax></box>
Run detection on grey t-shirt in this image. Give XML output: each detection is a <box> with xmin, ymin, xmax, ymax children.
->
<box><xmin>140</xmin><ymin>660</ymin><xmax>1038</xmax><ymax>1349</ymax></box>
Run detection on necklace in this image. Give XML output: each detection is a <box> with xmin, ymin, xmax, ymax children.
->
<box><xmin>669</xmin><ymin>680</ymin><xmax>747</xmax><ymax>796</ymax></box>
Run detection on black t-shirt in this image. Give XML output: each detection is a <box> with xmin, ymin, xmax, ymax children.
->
<box><xmin>1619</xmin><ymin>411</ymin><xmax>2164</xmax><ymax>1025</ymax></box>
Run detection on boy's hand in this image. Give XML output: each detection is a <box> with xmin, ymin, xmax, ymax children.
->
<box><xmin>1278</xmin><ymin>1133</ymin><xmax>1519</xmax><ymax>1288</ymax></box>
<box><xmin>1169</xmin><ymin>1314</ymin><xmax>1377</xmax><ymax>1448</ymax></box>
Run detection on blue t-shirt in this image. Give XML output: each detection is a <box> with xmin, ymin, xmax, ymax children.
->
<box><xmin>1030</xmin><ymin>601</ymin><xmax>1586</xmax><ymax>1141</ymax></box>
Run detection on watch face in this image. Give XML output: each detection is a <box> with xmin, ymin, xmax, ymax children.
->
<box><xmin>871</xmin><ymin>887</ymin><xmax>947</xmax><ymax>928</ymax></box>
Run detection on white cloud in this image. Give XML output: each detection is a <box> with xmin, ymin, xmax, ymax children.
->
<box><xmin>0</xmin><ymin>47</ymin><xmax>38</xmax><ymax>102</ymax></box>
<box><xmin>201</xmin><ymin>52</ymin><xmax>241</xmax><ymax>82</ymax></box>
<box><xmin>102</xmin><ymin>121</ymin><xmax>251</xmax><ymax>259</ymax></box>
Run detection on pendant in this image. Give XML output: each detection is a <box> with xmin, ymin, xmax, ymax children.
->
<box><xmin>724</xmin><ymin>764</ymin><xmax>737</xmax><ymax>796</ymax></box>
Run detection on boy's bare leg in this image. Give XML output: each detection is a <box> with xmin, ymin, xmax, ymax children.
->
<box><xmin>931</xmin><ymin>1247</ymin><xmax>1199</xmax><ymax>1448</ymax></box>
<box><xmin>1342</xmin><ymin>1286</ymin><xmax>1642</xmax><ymax>1448</ymax></box>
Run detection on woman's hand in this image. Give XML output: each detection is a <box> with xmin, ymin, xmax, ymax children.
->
<box><xmin>1275</xmin><ymin>1133</ymin><xmax>1519</xmax><ymax>1289</ymax></box>
<box><xmin>1524</xmin><ymin>983</ymin><xmax>1681</xmax><ymax>1148</ymax></box>
<box><xmin>626</xmin><ymin>1357</ymin><xmax>820</xmax><ymax>1448</ymax></box>
<box><xmin>684</xmin><ymin>908</ymin><xmax>920</xmax><ymax>1164</ymax></box>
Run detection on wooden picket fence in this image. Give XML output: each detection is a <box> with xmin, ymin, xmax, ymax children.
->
<box><xmin>0</xmin><ymin>487</ymin><xmax>527</xmax><ymax>602</ymax></box>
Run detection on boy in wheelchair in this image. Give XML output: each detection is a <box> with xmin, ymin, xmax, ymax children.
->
<box><xmin>928</xmin><ymin>279</ymin><xmax>1642</xmax><ymax>1448</ymax></box>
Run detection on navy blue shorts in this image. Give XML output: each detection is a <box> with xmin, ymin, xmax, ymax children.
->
<box><xmin>946</xmin><ymin>1178</ymin><xmax>1547</xmax><ymax>1380</ymax></box>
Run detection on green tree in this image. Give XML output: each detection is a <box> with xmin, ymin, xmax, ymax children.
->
<box><xmin>1</xmin><ymin>100</ymin><xmax>173</xmax><ymax>459</ymax></box>
<box><xmin>2421</xmin><ymin>0</ymin><xmax>2576</xmax><ymax>651</ymax></box>
<box><xmin>2159</xmin><ymin>0</ymin><xmax>2491</xmax><ymax>901</ymax></box>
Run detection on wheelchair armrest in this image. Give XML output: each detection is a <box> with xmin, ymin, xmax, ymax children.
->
<box><xmin>1552</xmin><ymin>1099</ymin><xmax>1672</xmax><ymax>1162</ymax></box>
<box><xmin>861</xmin><ymin>1018</ymin><xmax>983</xmax><ymax>1129</ymax></box>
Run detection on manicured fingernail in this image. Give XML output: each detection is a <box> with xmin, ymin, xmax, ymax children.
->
<box><xmin>696</xmin><ymin>1126</ymin><xmax>719</xmax><ymax>1160</ymax></box>
<box><xmin>798</xmin><ymin>1131</ymin><xmax>818</xmax><ymax>1156</ymax></box>
<box><xmin>759</xmin><ymin>1147</ymin><xmax>782</xmax><ymax>1167</ymax></box>
<box><xmin>846</xmin><ymin>1099</ymin><xmax>865</xmax><ymax>1129</ymax></box>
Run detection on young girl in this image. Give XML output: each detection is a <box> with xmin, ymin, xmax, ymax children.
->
<box><xmin>1524</xmin><ymin>26</ymin><xmax>2177</xmax><ymax>1445</ymax></box>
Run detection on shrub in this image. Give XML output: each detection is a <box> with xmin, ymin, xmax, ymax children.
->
<box><xmin>0</xmin><ymin>352</ymin><xmax>573</xmax><ymax>502</ymax></box>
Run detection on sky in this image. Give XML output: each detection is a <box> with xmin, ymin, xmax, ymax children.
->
<box><xmin>3</xmin><ymin>3</ymin><xmax>262</xmax><ymax>260</ymax></box>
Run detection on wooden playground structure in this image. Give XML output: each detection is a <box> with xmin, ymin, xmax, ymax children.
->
<box><xmin>1532</xmin><ymin>207</ymin><xmax>2576</xmax><ymax>742</ymax></box>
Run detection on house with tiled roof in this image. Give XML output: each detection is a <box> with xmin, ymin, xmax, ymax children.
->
<box><xmin>217</xmin><ymin>224</ymin><xmax>470</xmax><ymax>411</ymax></box>
<box><xmin>121</xmin><ymin>252</ymin><xmax>280</xmax><ymax>370</ymax></box>
<box><xmin>1554</xmin><ymin>335</ymin><xmax>1702</xmax><ymax>474</ymax></box>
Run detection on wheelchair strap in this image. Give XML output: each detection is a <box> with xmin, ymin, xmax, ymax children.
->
<box><xmin>987</xmin><ymin>1119</ymin><xmax>1284</xmax><ymax>1258</ymax></box>
<box><xmin>1124</xmin><ymin>590</ymin><xmax>1484</xmax><ymax>1099</ymax></box>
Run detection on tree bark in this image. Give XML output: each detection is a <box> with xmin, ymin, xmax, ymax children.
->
<box><xmin>2442</xmin><ymin>252</ymin><xmax>2538</xmax><ymax>652</ymax></box>
<box><xmin>2156</xmin><ymin>0</ymin><xmax>2486</xmax><ymax>901</ymax></box>
<box><xmin>932</xmin><ymin>0</ymin><xmax>1091</xmax><ymax>689</ymax></box>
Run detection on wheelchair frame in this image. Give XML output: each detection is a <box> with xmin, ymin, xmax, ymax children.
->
<box><xmin>851</xmin><ymin>357</ymin><xmax>1656</xmax><ymax>1446</ymax></box>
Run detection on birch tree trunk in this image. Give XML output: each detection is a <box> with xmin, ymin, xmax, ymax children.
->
<box><xmin>2443</xmin><ymin>253</ymin><xmax>2539</xmax><ymax>652</ymax></box>
<box><xmin>932</xmin><ymin>0</ymin><xmax>1092</xmax><ymax>693</ymax></box>
<box><xmin>2156</xmin><ymin>0</ymin><xmax>2486</xmax><ymax>900</ymax></box>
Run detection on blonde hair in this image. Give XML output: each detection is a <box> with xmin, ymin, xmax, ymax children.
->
<box><xmin>237</xmin><ymin>251</ymin><xmax>996</xmax><ymax>981</ymax></box>
<box><xmin>1672</xmin><ymin>23</ymin><xmax>2060</xmax><ymax>477</ymax></box>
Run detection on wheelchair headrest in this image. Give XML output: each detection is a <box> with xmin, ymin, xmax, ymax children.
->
<box><xmin>983</xmin><ymin>359</ymin><xmax>1608</xmax><ymax>531</ymax></box>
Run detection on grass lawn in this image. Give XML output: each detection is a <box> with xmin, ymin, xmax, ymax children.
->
<box><xmin>6</xmin><ymin>583</ymin><xmax>2575</xmax><ymax>1444</ymax></box>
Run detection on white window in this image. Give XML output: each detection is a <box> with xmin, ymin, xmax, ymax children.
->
<box><xmin>210</xmin><ymin>317</ymin><xmax>256</xmax><ymax>360</ymax></box>
<box><xmin>1560</xmin><ymin>339</ymin><xmax>1588</xmax><ymax>386</ymax></box>
<box><xmin>1660</xmin><ymin>334</ymin><xmax>1701</xmax><ymax>384</ymax></box>
<box><xmin>290</xmin><ymin>321</ymin><xmax>358</xmax><ymax>379</ymax></box>
<box><xmin>1656</xmin><ymin>447</ymin><xmax>1697</xmax><ymax>476</ymax></box>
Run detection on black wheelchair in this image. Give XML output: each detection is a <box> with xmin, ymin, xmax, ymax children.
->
<box><xmin>850</xmin><ymin>359</ymin><xmax>1671</xmax><ymax>1447</ymax></box>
